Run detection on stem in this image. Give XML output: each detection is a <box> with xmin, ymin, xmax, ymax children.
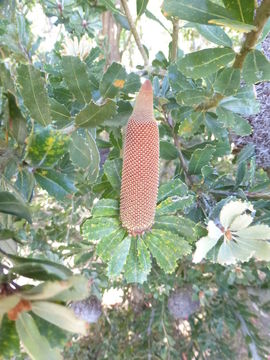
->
<box><xmin>170</xmin><ymin>19</ymin><xmax>179</xmax><ymax>62</ymax></box>
<box><xmin>60</xmin><ymin>123</ymin><xmax>77</xmax><ymax>135</ymax></box>
<box><xmin>120</xmin><ymin>0</ymin><xmax>149</xmax><ymax>67</ymax></box>
<box><xmin>195</xmin><ymin>93</ymin><xmax>224</xmax><ymax>112</ymax></box>
<box><xmin>233</xmin><ymin>0</ymin><xmax>270</xmax><ymax>69</ymax></box>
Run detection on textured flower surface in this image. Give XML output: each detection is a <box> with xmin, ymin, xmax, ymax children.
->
<box><xmin>193</xmin><ymin>200</ymin><xmax>270</xmax><ymax>264</ymax></box>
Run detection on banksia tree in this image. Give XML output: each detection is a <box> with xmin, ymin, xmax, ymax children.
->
<box><xmin>120</xmin><ymin>80</ymin><xmax>159</xmax><ymax>236</ymax></box>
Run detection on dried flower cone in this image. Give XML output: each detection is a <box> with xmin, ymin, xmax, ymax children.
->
<box><xmin>120</xmin><ymin>80</ymin><xmax>159</xmax><ymax>236</ymax></box>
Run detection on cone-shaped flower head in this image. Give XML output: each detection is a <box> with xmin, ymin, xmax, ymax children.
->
<box><xmin>120</xmin><ymin>80</ymin><xmax>159</xmax><ymax>236</ymax></box>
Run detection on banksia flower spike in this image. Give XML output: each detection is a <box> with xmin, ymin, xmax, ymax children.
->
<box><xmin>120</xmin><ymin>80</ymin><xmax>159</xmax><ymax>237</ymax></box>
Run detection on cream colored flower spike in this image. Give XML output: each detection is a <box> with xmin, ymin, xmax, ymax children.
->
<box><xmin>120</xmin><ymin>80</ymin><xmax>159</xmax><ymax>237</ymax></box>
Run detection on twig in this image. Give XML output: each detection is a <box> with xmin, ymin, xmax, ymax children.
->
<box><xmin>233</xmin><ymin>0</ymin><xmax>270</xmax><ymax>69</ymax></box>
<box><xmin>170</xmin><ymin>19</ymin><xmax>179</xmax><ymax>62</ymax></box>
<box><xmin>210</xmin><ymin>189</ymin><xmax>270</xmax><ymax>199</ymax></box>
<box><xmin>120</xmin><ymin>0</ymin><xmax>149</xmax><ymax>67</ymax></box>
<box><xmin>147</xmin><ymin>307</ymin><xmax>155</xmax><ymax>360</ymax></box>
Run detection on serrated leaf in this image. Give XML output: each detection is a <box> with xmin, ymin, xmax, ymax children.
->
<box><xmin>15</xmin><ymin>169</ymin><xmax>35</xmax><ymax>202</ymax></box>
<box><xmin>69</xmin><ymin>131</ymin><xmax>99</xmax><ymax>183</ymax></box>
<box><xmin>222</xmin><ymin>0</ymin><xmax>254</xmax><ymax>24</ymax></box>
<box><xmin>122</xmin><ymin>72</ymin><xmax>141</xmax><ymax>94</ymax></box>
<box><xmin>209</xmin><ymin>18</ymin><xmax>255</xmax><ymax>32</ymax></box>
<box><xmin>242</xmin><ymin>50</ymin><xmax>270</xmax><ymax>84</ymax></box>
<box><xmin>188</xmin><ymin>144</ymin><xmax>215</xmax><ymax>175</ymax></box>
<box><xmin>62</xmin><ymin>56</ymin><xmax>92</xmax><ymax>104</ymax></box>
<box><xmin>162</xmin><ymin>0</ymin><xmax>233</xmax><ymax>24</ymax></box>
<box><xmin>27</xmin><ymin>127</ymin><xmax>70</xmax><ymax>168</ymax></box>
<box><xmin>178</xmin><ymin>48</ymin><xmax>235</xmax><ymax>79</ymax></box>
<box><xmin>216</xmin><ymin>106</ymin><xmax>252</xmax><ymax>136</ymax></box>
<box><xmin>176</xmin><ymin>89</ymin><xmax>211</xmax><ymax>106</ymax></box>
<box><xmin>82</xmin><ymin>217</ymin><xmax>120</xmax><ymax>241</ymax></box>
<box><xmin>103</xmin><ymin>158</ymin><xmax>122</xmax><ymax>192</ymax></box>
<box><xmin>99</xmin><ymin>62</ymin><xmax>127</xmax><ymax>98</ymax></box>
<box><xmin>145</xmin><ymin>229</ymin><xmax>191</xmax><ymax>273</ymax></box>
<box><xmin>168</xmin><ymin>64</ymin><xmax>193</xmax><ymax>92</ymax></box>
<box><xmin>16</xmin><ymin>313</ymin><xmax>62</xmax><ymax>360</ymax></box>
<box><xmin>96</xmin><ymin>227</ymin><xmax>126</xmax><ymax>261</ymax></box>
<box><xmin>0</xmin><ymin>191</ymin><xmax>32</xmax><ymax>223</ymax></box>
<box><xmin>75</xmin><ymin>99</ymin><xmax>117</xmax><ymax>128</ymax></box>
<box><xmin>7</xmin><ymin>92</ymin><xmax>27</xmax><ymax>144</ymax></box>
<box><xmin>49</xmin><ymin>98</ymin><xmax>71</xmax><ymax>128</ymax></box>
<box><xmin>160</xmin><ymin>141</ymin><xmax>179</xmax><ymax>160</ymax></box>
<box><xmin>17</xmin><ymin>64</ymin><xmax>52</xmax><ymax>126</ymax></box>
<box><xmin>92</xmin><ymin>199</ymin><xmax>119</xmax><ymax>217</ymax></box>
<box><xmin>190</xmin><ymin>23</ymin><xmax>232</xmax><ymax>47</ymax></box>
<box><xmin>236</xmin><ymin>143</ymin><xmax>255</xmax><ymax>164</ymax></box>
<box><xmin>156</xmin><ymin>195</ymin><xmax>195</xmax><ymax>215</ymax></box>
<box><xmin>158</xmin><ymin>178</ymin><xmax>188</xmax><ymax>203</ymax></box>
<box><xmin>124</xmin><ymin>238</ymin><xmax>151</xmax><ymax>284</ymax></box>
<box><xmin>31</xmin><ymin>301</ymin><xmax>88</xmax><ymax>335</ymax></box>
<box><xmin>213</xmin><ymin>68</ymin><xmax>240</xmax><ymax>96</ymax></box>
<box><xmin>153</xmin><ymin>215</ymin><xmax>196</xmax><ymax>240</ymax></box>
<box><xmin>34</xmin><ymin>169</ymin><xmax>76</xmax><ymax>201</ymax></box>
<box><xmin>107</xmin><ymin>236</ymin><xmax>131</xmax><ymax>278</ymax></box>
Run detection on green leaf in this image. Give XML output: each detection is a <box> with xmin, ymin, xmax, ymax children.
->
<box><xmin>92</xmin><ymin>199</ymin><xmax>119</xmax><ymax>218</ymax></box>
<box><xmin>9</xmin><ymin>254</ymin><xmax>72</xmax><ymax>281</ymax></box>
<box><xmin>235</xmin><ymin>161</ymin><xmax>247</xmax><ymax>188</ymax></box>
<box><xmin>16</xmin><ymin>64</ymin><xmax>52</xmax><ymax>126</ymax></box>
<box><xmin>160</xmin><ymin>141</ymin><xmax>179</xmax><ymax>160</ymax></box>
<box><xmin>7</xmin><ymin>92</ymin><xmax>27</xmax><ymax>144</ymax></box>
<box><xmin>49</xmin><ymin>98</ymin><xmax>71</xmax><ymax>128</ymax></box>
<box><xmin>34</xmin><ymin>169</ymin><xmax>77</xmax><ymax>201</ymax></box>
<box><xmin>213</xmin><ymin>68</ymin><xmax>240</xmax><ymax>96</ymax></box>
<box><xmin>16</xmin><ymin>313</ymin><xmax>62</xmax><ymax>360</ymax></box>
<box><xmin>0</xmin><ymin>295</ymin><xmax>20</xmax><ymax>316</ymax></box>
<box><xmin>162</xmin><ymin>0</ymin><xmax>233</xmax><ymax>24</ymax></box>
<box><xmin>27</xmin><ymin>127</ymin><xmax>70</xmax><ymax>168</ymax></box>
<box><xmin>103</xmin><ymin>100</ymin><xmax>132</xmax><ymax>127</ymax></box>
<box><xmin>0</xmin><ymin>191</ymin><xmax>32</xmax><ymax>223</ymax></box>
<box><xmin>75</xmin><ymin>99</ymin><xmax>117</xmax><ymax>128</ymax></box>
<box><xmin>188</xmin><ymin>144</ymin><xmax>215</xmax><ymax>175</ymax></box>
<box><xmin>158</xmin><ymin>178</ymin><xmax>188</xmax><ymax>203</ymax></box>
<box><xmin>242</xmin><ymin>50</ymin><xmax>270</xmax><ymax>84</ymax></box>
<box><xmin>208</xmin><ymin>18</ymin><xmax>256</xmax><ymax>32</ymax></box>
<box><xmin>0</xmin><ymin>63</ymin><xmax>15</xmax><ymax>94</ymax></box>
<box><xmin>113</xmin><ymin>13</ymin><xmax>130</xmax><ymax>30</ymax></box>
<box><xmin>124</xmin><ymin>238</ymin><xmax>151</xmax><ymax>284</ymax></box>
<box><xmin>176</xmin><ymin>89</ymin><xmax>211</xmax><ymax>106</ymax></box>
<box><xmin>153</xmin><ymin>215</ymin><xmax>196</xmax><ymax>240</ymax></box>
<box><xmin>103</xmin><ymin>158</ymin><xmax>122</xmax><ymax>192</ymax></box>
<box><xmin>82</xmin><ymin>217</ymin><xmax>121</xmax><ymax>241</ymax></box>
<box><xmin>99</xmin><ymin>62</ymin><xmax>127</xmax><ymax>98</ymax></box>
<box><xmin>22</xmin><ymin>279</ymin><xmax>73</xmax><ymax>301</ymax></box>
<box><xmin>178</xmin><ymin>48</ymin><xmax>235</xmax><ymax>79</ymax></box>
<box><xmin>107</xmin><ymin>236</ymin><xmax>131</xmax><ymax>278</ymax></box>
<box><xmin>216</xmin><ymin>107</ymin><xmax>252</xmax><ymax>136</ymax></box>
<box><xmin>145</xmin><ymin>229</ymin><xmax>191</xmax><ymax>273</ymax></box>
<box><xmin>50</xmin><ymin>276</ymin><xmax>90</xmax><ymax>302</ymax></box>
<box><xmin>145</xmin><ymin>9</ymin><xmax>170</xmax><ymax>33</ymax></box>
<box><xmin>15</xmin><ymin>169</ymin><xmax>35</xmax><ymax>202</ymax></box>
<box><xmin>156</xmin><ymin>195</ymin><xmax>195</xmax><ymax>215</ymax></box>
<box><xmin>190</xmin><ymin>23</ymin><xmax>232</xmax><ymax>47</ymax></box>
<box><xmin>137</xmin><ymin>0</ymin><xmax>149</xmax><ymax>16</ymax></box>
<box><xmin>168</xmin><ymin>64</ymin><xmax>193</xmax><ymax>92</ymax></box>
<box><xmin>122</xmin><ymin>72</ymin><xmax>141</xmax><ymax>94</ymax></box>
<box><xmin>0</xmin><ymin>315</ymin><xmax>20</xmax><ymax>358</ymax></box>
<box><xmin>31</xmin><ymin>301</ymin><xmax>88</xmax><ymax>335</ymax></box>
<box><xmin>69</xmin><ymin>131</ymin><xmax>99</xmax><ymax>183</ymax></box>
<box><xmin>61</xmin><ymin>56</ymin><xmax>92</xmax><ymax>104</ymax></box>
<box><xmin>219</xmin><ymin>96</ymin><xmax>259</xmax><ymax>115</ymax></box>
<box><xmin>222</xmin><ymin>0</ymin><xmax>254</xmax><ymax>24</ymax></box>
<box><xmin>96</xmin><ymin>227</ymin><xmax>126</xmax><ymax>261</ymax></box>
<box><xmin>236</xmin><ymin>143</ymin><xmax>255</xmax><ymax>164</ymax></box>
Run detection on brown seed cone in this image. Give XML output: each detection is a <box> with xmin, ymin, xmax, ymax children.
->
<box><xmin>120</xmin><ymin>80</ymin><xmax>159</xmax><ymax>236</ymax></box>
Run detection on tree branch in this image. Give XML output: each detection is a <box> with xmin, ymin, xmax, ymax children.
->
<box><xmin>120</xmin><ymin>0</ymin><xmax>149</xmax><ymax>67</ymax></box>
<box><xmin>170</xmin><ymin>19</ymin><xmax>179</xmax><ymax>62</ymax></box>
<box><xmin>233</xmin><ymin>0</ymin><xmax>270</xmax><ymax>69</ymax></box>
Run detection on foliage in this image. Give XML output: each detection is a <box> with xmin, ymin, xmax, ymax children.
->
<box><xmin>0</xmin><ymin>0</ymin><xmax>270</xmax><ymax>359</ymax></box>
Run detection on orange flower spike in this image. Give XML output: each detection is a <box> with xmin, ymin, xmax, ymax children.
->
<box><xmin>120</xmin><ymin>80</ymin><xmax>159</xmax><ymax>237</ymax></box>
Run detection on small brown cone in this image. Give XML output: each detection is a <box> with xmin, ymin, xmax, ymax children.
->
<box><xmin>120</xmin><ymin>80</ymin><xmax>159</xmax><ymax>236</ymax></box>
